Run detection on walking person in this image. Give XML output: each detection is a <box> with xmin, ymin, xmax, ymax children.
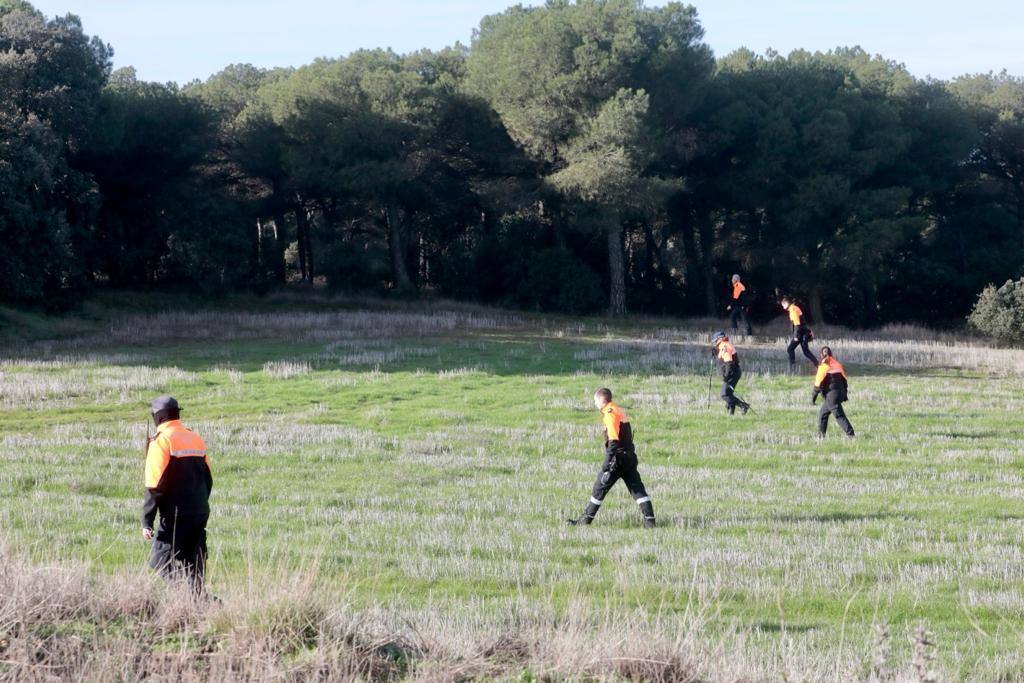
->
<box><xmin>812</xmin><ymin>346</ymin><xmax>855</xmax><ymax>437</ymax></box>
<box><xmin>727</xmin><ymin>274</ymin><xmax>753</xmax><ymax>335</ymax></box>
<box><xmin>781</xmin><ymin>297</ymin><xmax>818</xmax><ymax>369</ymax></box>
<box><xmin>142</xmin><ymin>396</ymin><xmax>213</xmax><ymax>594</ymax></box>
<box><xmin>569</xmin><ymin>388</ymin><xmax>656</xmax><ymax>528</ymax></box>
<box><xmin>712</xmin><ymin>331</ymin><xmax>749</xmax><ymax>415</ymax></box>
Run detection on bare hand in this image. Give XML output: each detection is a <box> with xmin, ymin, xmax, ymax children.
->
<box><xmin>142</xmin><ymin>527</ymin><xmax>154</xmax><ymax>541</ymax></box>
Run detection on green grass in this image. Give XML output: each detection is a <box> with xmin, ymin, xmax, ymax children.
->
<box><xmin>1</xmin><ymin>300</ymin><xmax>1022</xmax><ymax>678</ymax></box>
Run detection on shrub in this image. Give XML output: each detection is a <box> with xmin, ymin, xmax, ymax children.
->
<box><xmin>518</xmin><ymin>249</ymin><xmax>604</xmax><ymax>314</ymax></box>
<box><xmin>967</xmin><ymin>278</ymin><xmax>1024</xmax><ymax>343</ymax></box>
<box><xmin>318</xmin><ymin>242</ymin><xmax>391</xmax><ymax>293</ymax></box>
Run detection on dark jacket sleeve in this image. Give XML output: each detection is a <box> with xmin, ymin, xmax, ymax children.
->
<box><xmin>142</xmin><ymin>488</ymin><xmax>162</xmax><ymax>530</ymax></box>
<box><xmin>601</xmin><ymin>445</ymin><xmax>620</xmax><ymax>473</ymax></box>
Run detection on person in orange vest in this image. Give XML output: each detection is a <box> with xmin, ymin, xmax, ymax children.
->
<box><xmin>727</xmin><ymin>274</ymin><xmax>753</xmax><ymax>335</ymax></box>
<box><xmin>780</xmin><ymin>296</ymin><xmax>818</xmax><ymax>369</ymax></box>
<box><xmin>569</xmin><ymin>388</ymin><xmax>655</xmax><ymax>528</ymax></box>
<box><xmin>142</xmin><ymin>396</ymin><xmax>213</xmax><ymax>591</ymax></box>
<box><xmin>712</xmin><ymin>331</ymin><xmax>749</xmax><ymax>415</ymax></box>
<box><xmin>812</xmin><ymin>346</ymin><xmax>855</xmax><ymax>437</ymax></box>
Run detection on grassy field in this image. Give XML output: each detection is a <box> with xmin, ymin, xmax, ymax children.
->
<box><xmin>1</xmin><ymin>297</ymin><xmax>1023</xmax><ymax>680</ymax></box>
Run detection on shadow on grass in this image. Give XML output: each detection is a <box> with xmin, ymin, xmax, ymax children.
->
<box><xmin>928</xmin><ymin>430</ymin><xmax>1000</xmax><ymax>439</ymax></box>
<box><xmin>995</xmin><ymin>513</ymin><xmax>1024</xmax><ymax>521</ymax></box>
<box><xmin>753</xmin><ymin>621</ymin><xmax>817</xmax><ymax>634</ymax></box>
<box><xmin>662</xmin><ymin>512</ymin><xmax>908</xmax><ymax>528</ymax></box>
<box><xmin>770</xmin><ymin>511</ymin><xmax>908</xmax><ymax>524</ymax></box>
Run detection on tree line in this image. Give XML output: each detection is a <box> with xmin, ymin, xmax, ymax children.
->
<box><xmin>2</xmin><ymin>0</ymin><xmax>1022</xmax><ymax>326</ymax></box>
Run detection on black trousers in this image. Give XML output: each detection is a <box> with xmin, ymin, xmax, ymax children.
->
<box><xmin>730</xmin><ymin>306</ymin><xmax>752</xmax><ymax>334</ymax></box>
<box><xmin>787</xmin><ymin>328</ymin><xmax>817</xmax><ymax>366</ymax></box>
<box><xmin>583</xmin><ymin>453</ymin><xmax>654</xmax><ymax>522</ymax></box>
<box><xmin>818</xmin><ymin>392</ymin><xmax>855</xmax><ymax>436</ymax></box>
<box><xmin>150</xmin><ymin>512</ymin><xmax>208</xmax><ymax>591</ymax></box>
<box><xmin>721</xmin><ymin>366</ymin><xmax>743</xmax><ymax>412</ymax></box>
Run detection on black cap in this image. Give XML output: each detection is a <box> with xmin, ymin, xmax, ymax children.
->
<box><xmin>712</xmin><ymin>330</ymin><xmax>726</xmax><ymax>343</ymax></box>
<box><xmin>150</xmin><ymin>396</ymin><xmax>180</xmax><ymax>414</ymax></box>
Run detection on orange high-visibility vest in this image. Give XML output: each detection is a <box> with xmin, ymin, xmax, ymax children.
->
<box><xmin>814</xmin><ymin>357</ymin><xmax>847</xmax><ymax>388</ymax></box>
<box><xmin>716</xmin><ymin>339</ymin><xmax>736</xmax><ymax>363</ymax></box>
<box><xmin>601</xmin><ymin>402</ymin><xmax>630</xmax><ymax>441</ymax></box>
<box><xmin>788</xmin><ymin>303</ymin><xmax>804</xmax><ymax>326</ymax></box>
<box><xmin>142</xmin><ymin>419</ymin><xmax>211</xmax><ymax>531</ymax></box>
<box><xmin>732</xmin><ymin>282</ymin><xmax>746</xmax><ymax>300</ymax></box>
<box><xmin>145</xmin><ymin>420</ymin><xmax>211</xmax><ymax>488</ymax></box>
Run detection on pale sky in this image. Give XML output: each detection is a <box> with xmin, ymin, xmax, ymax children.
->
<box><xmin>29</xmin><ymin>0</ymin><xmax>1024</xmax><ymax>85</ymax></box>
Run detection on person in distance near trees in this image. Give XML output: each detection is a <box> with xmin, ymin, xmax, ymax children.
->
<box><xmin>781</xmin><ymin>296</ymin><xmax>818</xmax><ymax>370</ymax></box>
<box><xmin>727</xmin><ymin>274</ymin><xmax>754</xmax><ymax>335</ymax></box>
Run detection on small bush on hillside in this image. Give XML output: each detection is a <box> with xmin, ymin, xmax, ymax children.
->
<box><xmin>968</xmin><ymin>278</ymin><xmax>1024</xmax><ymax>343</ymax></box>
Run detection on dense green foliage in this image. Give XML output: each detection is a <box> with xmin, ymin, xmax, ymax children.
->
<box><xmin>968</xmin><ymin>277</ymin><xmax>1024</xmax><ymax>342</ymax></box>
<box><xmin>1</xmin><ymin>0</ymin><xmax>1023</xmax><ymax>325</ymax></box>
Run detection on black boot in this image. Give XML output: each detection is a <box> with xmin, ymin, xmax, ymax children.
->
<box><xmin>638</xmin><ymin>499</ymin><xmax>655</xmax><ymax>528</ymax></box>
<box><xmin>738</xmin><ymin>400</ymin><xmax>750</xmax><ymax>415</ymax></box>
<box><xmin>568</xmin><ymin>501</ymin><xmax>600</xmax><ymax>525</ymax></box>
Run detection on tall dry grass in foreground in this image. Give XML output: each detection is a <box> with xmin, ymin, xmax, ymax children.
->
<box><xmin>0</xmin><ymin>544</ymin><xmax>961</xmax><ymax>682</ymax></box>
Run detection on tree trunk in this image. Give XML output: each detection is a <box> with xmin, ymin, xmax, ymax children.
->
<box><xmin>640</xmin><ymin>221</ymin><xmax>664</xmax><ymax>294</ymax></box>
<box><xmin>1016</xmin><ymin>186</ymin><xmax>1024</xmax><ymax>251</ymax></box>
<box><xmin>696</xmin><ymin>214</ymin><xmax>717</xmax><ymax>316</ymax></box>
<box><xmin>809</xmin><ymin>284</ymin><xmax>825</xmax><ymax>326</ymax></box>
<box><xmin>677</xmin><ymin>208</ymin><xmax>701</xmax><ymax>307</ymax></box>
<box><xmin>807</xmin><ymin>247</ymin><xmax>825</xmax><ymax>324</ymax></box>
<box><xmin>295</xmin><ymin>208</ymin><xmax>308</xmax><ymax>282</ymax></box>
<box><xmin>256</xmin><ymin>218</ymin><xmax>263</xmax><ymax>268</ymax></box>
<box><xmin>386</xmin><ymin>200</ymin><xmax>413</xmax><ymax>291</ymax></box>
<box><xmin>271</xmin><ymin>211</ymin><xmax>287</xmax><ymax>283</ymax></box>
<box><xmin>862</xmin><ymin>280</ymin><xmax>879</xmax><ymax>328</ymax></box>
<box><xmin>294</xmin><ymin>206</ymin><xmax>315</xmax><ymax>283</ymax></box>
<box><xmin>607</xmin><ymin>223</ymin><xmax>627</xmax><ymax>316</ymax></box>
<box><xmin>418</xmin><ymin>232</ymin><xmax>427</xmax><ymax>285</ymax></box>
<box><xmin>702</xmin><ymin>261</ymin><xmax>716</xmax><ymax>317</ymax></box>
<box><xmin>305</xmin><ymin>213</ymin><xmax>314</xmax><ymax>282</ymax></box>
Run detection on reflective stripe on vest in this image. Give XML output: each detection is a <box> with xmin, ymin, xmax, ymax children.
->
<box><xmin>170</xmin><ymin>449</ymin><xmax>207</xmax><ymax>458</ymax></box>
